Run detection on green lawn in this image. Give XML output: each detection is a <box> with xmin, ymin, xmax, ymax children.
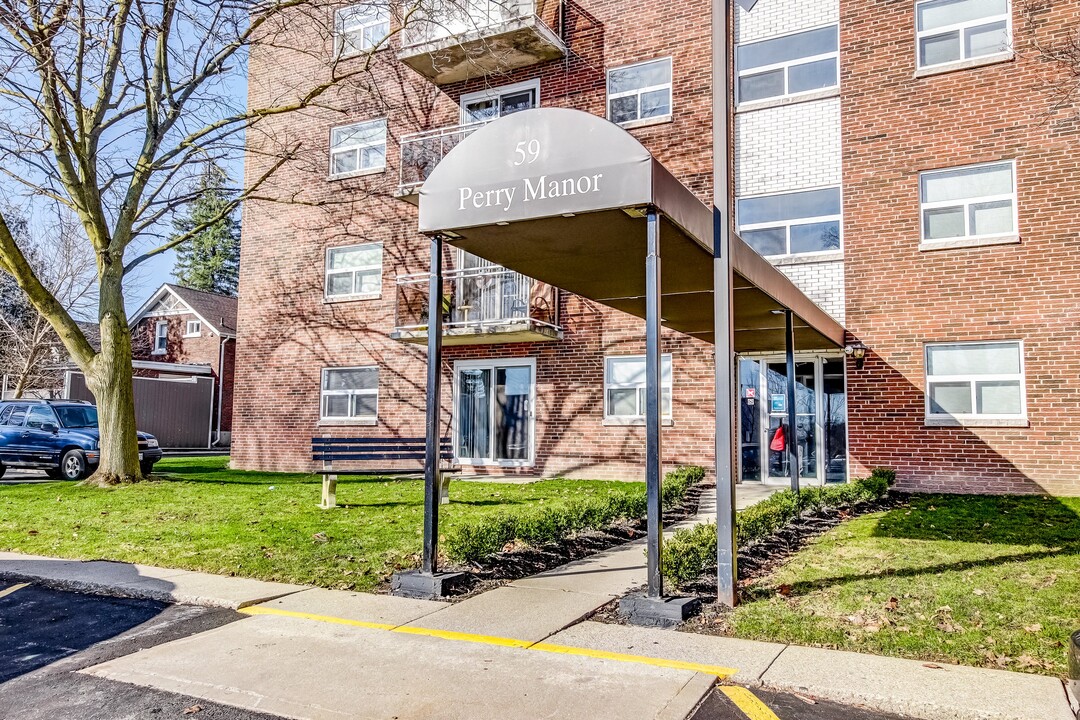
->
<box><xmin>725</xmin><ymin>493</ymin><xmax>1080</xmax><ymax>677</ymax></box>
<box><xmin>0</xmin><ymin>456</ymin><xmax>644</xmax><ymax>591</ymax></box>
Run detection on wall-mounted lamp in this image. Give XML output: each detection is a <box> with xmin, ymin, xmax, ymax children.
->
<box><xmin>845</xmin><ymin>343</ymin><xmax>868</xmax><ymax>370</ymax></box>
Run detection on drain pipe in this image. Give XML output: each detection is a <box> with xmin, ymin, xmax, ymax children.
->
<box><xmin>213</xmin><ymin>334</ymin><xmax>233</xmax><ymax>447</ymax></box>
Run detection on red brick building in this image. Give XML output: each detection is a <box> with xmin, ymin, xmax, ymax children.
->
<box><xmin>129</xmin><ymin>284</ymin><xmax>237</xmax><ymax>445</ymax></box>
<box><xmin>233</xmin><ymin>0</ymin><xmax>1080</xmax><ymax>496</ymax></box>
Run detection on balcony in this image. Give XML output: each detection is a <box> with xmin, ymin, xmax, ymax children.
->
<box><xmin>391</xmin><ymin>265</ymin><xmax>562</xmax><ymax>345</ymax></box>
<box><xmin>398</xmin><ymin>0</ymin><xmax>566</xmax><ymax>84</ymax></box>
<box><xmin>398</xmin><ymin>121</ymin><xmax>488</xmax><ymax>201</ymax></box>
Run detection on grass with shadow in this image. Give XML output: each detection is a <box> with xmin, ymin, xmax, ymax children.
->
<box><xmin>0</xmin><ymin>456</ymin><xmax>645</xmax><ymax>592</ymax></box>
<box><xmin>726</xmin><ymin>493</ymin><xmax>1080</xmax><ymax>677</ymax></box>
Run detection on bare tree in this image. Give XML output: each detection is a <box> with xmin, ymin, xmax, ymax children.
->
<box><xmin>1020</xmin><ymin>0</ymin><xmax>1080</xmax><ymax>121</ymax></box>
<box><xmin>1</xmin><ymin>211</ymin><xmax>97</xmax><ymax>398</ymax></box>
<box><xmin>0</xmin><ymin>0</ymin><xmax>447</xmax><ymax>484</ymax></box>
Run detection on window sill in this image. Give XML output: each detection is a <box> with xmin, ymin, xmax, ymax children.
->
<box><xmin>328</xmin><ymin>166</ymin><xmax>386</xmax><ymax>182</ymax></box>
<box><xmin>603</xmin><ymin>417</ymin><xmax>675</xmax><ymax>427</ymax></box>
<box><xmin>183</xmin><ymin>333</ymin><xmax>201</xmax><ymax>339</ymax></box>
<box><xmin>324</xmin><ymin>293</ymin><xmax>382</xmax><ymax>304</ymax></box>
<box><xmin>151</xmin><ymin>350</ymin><xmax>167</xmax><ymax>356</ymax></box>
<box><xmin>455</xmin><ymin>459</ymin><xmax>536</xmax><ymax>468</ymax></box>
<box><xmin>767</xmin><ymin>251</ymin><xmax>844</xmax><ymax>266</ymax></box>
<box><xmin>925</xmin><ymin>416</ymin><xmax>1029</xmax><ymax>428</ymax></box>
<box><xmin>318</xmin><ymin>418</ymin><xmax>378</xmax><ymax>427</ymax></box>
<box><xmin>919</xmin><ymin>235</ymin><xmax>1019</xmax><ymax>252</ymax></box>
<box><xmin>736</xmin><ymin>87</ymin><xmax>840</xmax><ymax>114</ymax></box>
<box><xmin>914</xmin><ymin>52</ymin><xmax>1014</xmax><ymax>79</ymax></box>
<box><xmin>615</xmin><ymin>115</ymin><xmax>673</xmax><ymax>131</ymax></box>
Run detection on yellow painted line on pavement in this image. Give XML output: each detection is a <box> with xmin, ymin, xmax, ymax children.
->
<box><xmin>239</xmin><ymin>605</ymin><xmax>395</xmax><ymax>631</ymax></box>
<box><xmin>720</xmin><ymin>686</ymin><xmax>782</xmax><ymax>720</ymax></box>
<box><xmin>530</xmin><ymin>641</ymin><xmax>736</xmax><ymax>678</ymax></box>
<box><xmin>0</xmin><ymin>582</ymin><xmax>29</xmax><ymax>600</ymax></box>
<box><xmin>239</xmin><ymin>604</ymin><xmax>736</xmax><ymax>678</ymax></box>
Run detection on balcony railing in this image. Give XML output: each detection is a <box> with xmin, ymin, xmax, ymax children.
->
<box><xmin>399</xmin><ymin>120</ymin><xmax>489</xmax><ymax>195</ymax></box>
<box><xmin>391</xmin><ymin>265</ymin><xmax>561</xmax><ymax>345</ymax></box>
<box><xmin>398</xmin><ymin>0</ymin><xmax>566</xmax><ymax>84</ymax></box>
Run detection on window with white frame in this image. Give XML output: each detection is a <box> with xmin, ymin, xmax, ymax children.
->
<box><xmin>916</xmin><ymin>0</ymin><xmax>1010</xmax><ymax>69</ymax></box>
<box><xmin>184</xmin><ymin>320</ymin><xmax>202</xmax><ymax>337</ymax></box>
<box><xmin>329</xmin><ymin>119</ymin><xmax>386</xmax><ymax>177</ymax></box>
<box><xmin>321</xmin><ymin>366</ymin><xmax>379</xmax><ymax>421</ymax></box>
<box><xmin>925</xmin><ymin>341</ymin><xmax>1025</xmax><ymax>421</ymax></box>
<box><xmin>335</xmin><ymin>4</ymin><xmax>390</xmax><ymax>57</ymax></box>
<box><xmin>920</xmin><ymin>162</ymin><xmax>1015</xmax><ymax>244</ymax></box>
<box><xmin>737</xmin><ymin>187</ymin><xmax>842</xmax><ymax>257</ymax></box>
<box><xmin>607</xmin><ymin>58</ymin><xmax>672</xmax><ymax>126</ymax></box>
<box><xmin>325</xmin><ymin>243</ymin><xmax>383</xmax><ymax>299</ymax></box>
<box><xmin>153</xmin><ymin>321</ymin><xmax>168</xmax><ymax>354</ymax></box>
<box><xmin>604</xmin><ymin>355</ymin><xmax>673</xmax><ymax>420</ymax></box>
<box><xmin>461</xmin><ymin>80</ymin><xmax>538</xmax><ymax>124</ymax></box>
<box><xmin>736</xmin><ymin>25</ymin><xmax>839</xmax><ymax>104</ymax></box>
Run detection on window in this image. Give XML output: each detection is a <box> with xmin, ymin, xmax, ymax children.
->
<box><xmin>925</xmin><ymin>341</ymin><xmax>1025</xmax><ymax>421</ymax></box>
<box><xmin>325</xmin><ymin>243</ymin><xmax>383</xmax><ymax>299</ymax></box>
<box><xmin>329</xmin><ymin>119</ymin><xmax>387</xmax><ymax>177</ymax></box>
<box><xmin>153</xmin><ymin>321</ymin><xmax>168</xmax><ymax>354</ymax></box>
<box><xmin>184</xmin><ymin>320</ymin><xmax>202</xmax><ymax>337</ymax></box>
<box><xmin>321</xmin><ymin>367</ymin><xmax>379</xmax><ymax>421</ymax></box>
<box><xmin>1</xmin><ymin>404</ymin><xmax>27</xmax><ymax>426</ymax></box>
<box><xmin>736</xmin><ymin>25</ymin><xmax>839</xmax><ymax>104</ymax></box>
<box><xmin>604</xmin><ymin>355</ymin><xmax>673</xmax><ymax>421</ymax></box>
<box><xmin>336</xmin><ymin>4</ymin><xmax>390</xmax><ymax>57</ymax></box>
<box><xmin>461</xmin><ymin>81</ymin><xmax>538</xmax><ymax>124</ymax></box>
<box><xmin>920</xmin><ymin>162</ymin><xmax>1015</xmax><ymax>244</ymax></box>
<box><xmin>737</xmin><ymin>187</ymin><xmax>842</xmax><ymax>257</ymax></box>
<box><xmin>916</xmin><ymin>0</ymin><xmax>1010</xmax><ymax>69</ymax></box>
<box><xmin>607</xmin><ymin>58</ymin><xmax>672</xmax><ymax>126</ymax></box>
<box><xmin>25</xmin><ymin>406</ymin><xmax>58</xmax><ymax>430</ymax></box>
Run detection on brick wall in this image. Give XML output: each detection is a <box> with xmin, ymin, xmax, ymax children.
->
<box><xmin>232</xmin><ymin>0</ymin><xmax>719</xmax><ymax>478</ymax></box>
<box><xmin>841</xmin><ymin>0</ymin><xmax>1080</xmax><ymax>495</ymax></box>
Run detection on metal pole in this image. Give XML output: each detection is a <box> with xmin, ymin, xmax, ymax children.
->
<box><xmin>422</xmin><ymin>234</ymin><xmax>445</xmax><ymax>575</ymax></box>
<box><xmin>713</xmin><ymin>0</ymin><xmax>737</xmax><ymax>608</ymax></box>
<box><xmin>645</xmin><ymin>207</ymin><xmax>664</xmax><ymax>599</ymax></box>
<box><xmin>713</xmin><ymin>209</ymin><xmax>737</xmax><ymax>608</ymax></box>
<box><xmin>785</xmin><ymin>309</ymin><xmax>799</xmax><ymax>493</ymax></box>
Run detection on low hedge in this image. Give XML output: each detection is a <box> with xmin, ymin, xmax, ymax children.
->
<box><xmin>444</xmin><ymin>465</ymin><xmax>705</xmax><ymax>563</ymax></box>
<box><xmin>661</xmin><ymin>467</ymin><xmax>895</xmax><ymax>587</ymax></box>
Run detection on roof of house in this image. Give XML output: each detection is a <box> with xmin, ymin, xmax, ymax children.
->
<box><xmin>129</xmin><ymin>283</ymin><xmax>238</xmax><ymax>337</ymax></box>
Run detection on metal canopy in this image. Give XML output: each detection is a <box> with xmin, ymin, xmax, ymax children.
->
<box><xmin>418</xmin><ymin>108</ymin><xmax>844</xmax><ymax>352</ymax></box>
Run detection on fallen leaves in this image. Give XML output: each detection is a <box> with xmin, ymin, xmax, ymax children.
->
<box><xmin>311</xmin><ymin>532</ymin><xmax>328</xmax><ymax>543</ymax></box>
<box><xmin>1022</xmin><ymin>623</ymin><xmax>1042</xmax><ymax>633</ymax></box>
<box><xmin>182</xmin><ymin>705</ymin><xmax>202</xmax><ymax>715</ymax></box>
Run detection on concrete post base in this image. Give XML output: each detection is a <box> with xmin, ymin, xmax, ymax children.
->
<box><xmin>619</xmin><ymin>594</ymin><xmax>702</xmax><ymax>629</ymax></box>
<box><xmin>390</xmin><ymin>570</ymin><xmax>468</xmax><ymax>600</ymax></box>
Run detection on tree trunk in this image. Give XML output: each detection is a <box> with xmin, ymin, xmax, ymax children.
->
<box><xmin>82</xmin><ymin>269</ymin><xmax>142</xmax><ymax>485</ymax></box>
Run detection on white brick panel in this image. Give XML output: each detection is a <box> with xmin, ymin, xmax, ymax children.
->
<box><xmin>735</xmin><ymin>0</ymin><xmax>839</xmax><ymax>44</ymax></box>
<box><xmin>777</xmin><ymin>259</ymin><xmax>845</xmax><ymax>324</ymax></box>
<box><xmin>735</xmin><ymin>98</ymin><xmax>842</xmax><ymax>197</ymax></box>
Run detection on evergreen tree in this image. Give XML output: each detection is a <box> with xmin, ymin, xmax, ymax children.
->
<box><xmin>172</xmin><ymin>165</ymin><xmax>241</xmax><ymax>296</ymax></box>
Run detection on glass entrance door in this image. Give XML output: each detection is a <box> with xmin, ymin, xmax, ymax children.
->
<box><xmin>455</xmin><ymin>360</ymin><xmax>535</xmax><ymax>466</ymax></box>
<box><xmin>738</xmin><ymin>356</ymin><xmax>847</xmax><ymax>485</ymax></box>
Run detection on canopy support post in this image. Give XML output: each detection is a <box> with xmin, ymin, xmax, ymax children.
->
<box><xmin>391</xmin><ymin>233</ymin><xmax>465</xmax><ymax>599</ymax></box>
<box><xmin>714</xmin><ymin>208</ymin><xmax>737</xmax><ymax>609</ymax></box>
<box><xmin>785</xmin><ymin>309</ymin><xmax>800</xmax><ymax>493</ymax></box>
<box><xmin>645</xmin><ymin>206</ymin><xmax>664</xmax><ymax>600</ymax></box>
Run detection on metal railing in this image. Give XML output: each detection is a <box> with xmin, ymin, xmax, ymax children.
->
<box><xmin>401</xmin><ymin>0</ymin><xmax>537</xmax><ymax>48</ymax></box>
<box><xmin>395</xmin><ymin>266</ymin><xmax>559</xmax><ymax>334</ymax></box>
<box><xmin>399</xmin><ymin>120</ymin><xmax>489</xmax><ymax>192</ymax></box>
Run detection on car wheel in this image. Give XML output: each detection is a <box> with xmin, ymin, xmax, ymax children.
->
<box><xmin>140</xmin><ymin>462</ymin><xmax>155</xmax><ymax>477</ymax></box>
<box><xmin>59</xmin><ymin>449</ymin><xmax>87</xmax><ymax>481</ymax></box>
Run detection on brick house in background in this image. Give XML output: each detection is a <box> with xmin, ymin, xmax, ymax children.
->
<box><xmin>232</xmin><ymin>0</ymin><xmax>1080</xmax><ymax>496</ymax></box>
<box><xmin>127</xmin><ymin>284</ymin><xmax>238</xmax><ymax>445</ymax></box>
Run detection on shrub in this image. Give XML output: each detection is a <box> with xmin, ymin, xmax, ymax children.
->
<box><xmin>444</xmin><ymin>465</ymin><xmax>705</xmax><ymax>563</ymax></box>
<box><xmin>660</xmin><ymin>470</ymin><xmax>894</xmax><ymax>587</ymax></box>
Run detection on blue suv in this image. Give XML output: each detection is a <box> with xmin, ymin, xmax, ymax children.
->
<box><xmin>0</xmin><ymin>400</ymin><xmax>163</xmax><ymax>480</ymax></box>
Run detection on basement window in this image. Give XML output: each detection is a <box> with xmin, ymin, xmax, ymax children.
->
<box><xmin>925</xmin><ymin>341</ymin><xmax>1026</xmax><ymax>424</ymax></box>
<box><xmin>321</xmin><ymin>366</ymin><xmax>379</xmax><ymax>422</ymax></box>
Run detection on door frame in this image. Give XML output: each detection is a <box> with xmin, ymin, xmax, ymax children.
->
<box><xmin>459</xmin><ymin>78</ymin><xmax>541</xmax><ymax>125</ymax></box>
<box><xmin>738</xmin><ymin>353</ymin><xmax>847</xmax><ymax>486</ymax></box>
<box><xmin>452</xmin><ymin>357</ymin><xmax>537</xmax><ymax>468</ymax></box>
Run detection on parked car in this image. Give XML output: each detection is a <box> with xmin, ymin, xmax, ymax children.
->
<box><xmin>0</xmin><ymin>399</ymin><xmax>162</xmax><ymax>480</ymax></box>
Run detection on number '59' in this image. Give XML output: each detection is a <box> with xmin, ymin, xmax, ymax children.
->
<box><xmin>513</xmin><ymin>139</ymin><xmax>541</xmax><ymax>166</ymax></box>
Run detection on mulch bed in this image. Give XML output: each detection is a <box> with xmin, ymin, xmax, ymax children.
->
<box><xmin>590</xmin><ymin>492</ymin><xmax>909</xmax><ymax>631</ymax></box>
<box><xmin>389</xmin><ymin>481</ymin><xmax>713</xmax><ymax>601</ymax></box>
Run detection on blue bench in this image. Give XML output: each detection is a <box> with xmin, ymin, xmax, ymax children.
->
<box><xmin>311</xmin><ymin>436</ymin><xmax>455</xmax><ymax>509</ymax></box>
